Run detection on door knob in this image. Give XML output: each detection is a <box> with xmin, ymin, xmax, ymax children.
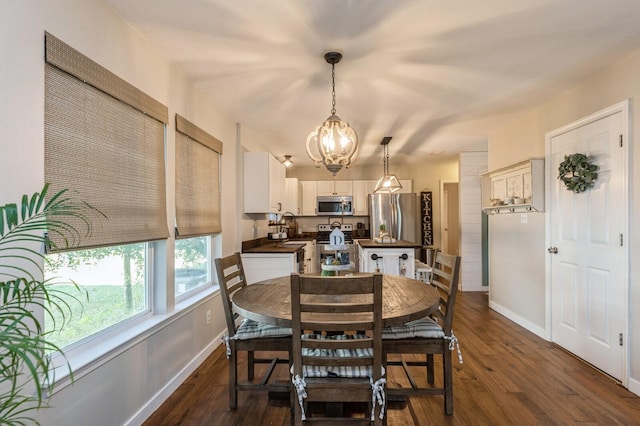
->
<box><xmin>547</xmin><ymin>247</ymin><xmax>558</xmax><ymax>254</ymax></box>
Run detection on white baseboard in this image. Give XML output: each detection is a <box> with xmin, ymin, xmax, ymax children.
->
<box><xmin>628</xmin><ymin>376</ymin><xmax>640</xmax><ymax>397</ymax></box>
<box><xmin>124</xmin><ymin>330</ymin><xmax>225</xmax><ymax>426</ymax></box>
<box><xmin>488</xmin><ymin>300</ymin><xmax>547</xmax><ymax>340</ymax></box>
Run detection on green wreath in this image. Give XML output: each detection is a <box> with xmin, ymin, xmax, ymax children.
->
<box><xmin>557</xmin><ymin>153</ymin><xmax>598</xmax><ymax>193</ymax></box>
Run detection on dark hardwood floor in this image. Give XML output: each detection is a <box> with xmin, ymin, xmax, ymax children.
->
<box><xmin>143</xmin><ymin>292</ymin><xmax>640</xmax><ymax>425</ymax></box>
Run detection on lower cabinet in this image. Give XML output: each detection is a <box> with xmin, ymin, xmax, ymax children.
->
<box><xmin>358</xmin><ymin>245</ymin><xmax>415</xmax><ymax>278</ymax></box>
<box><xmin>303</xmin><ymin>240</ymin><xmax>317</xmax><ymax>274</ymax></box>
<box><xmin>241</xmin><ymin>253</ymin><xmax>297</xmax><ymax>284</ymax></box>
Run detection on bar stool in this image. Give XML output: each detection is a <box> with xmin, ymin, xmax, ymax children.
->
<box><xmin>414</xmin><ymin>259</ymin><xmax>432</xmax><ymax>284</ymax></box>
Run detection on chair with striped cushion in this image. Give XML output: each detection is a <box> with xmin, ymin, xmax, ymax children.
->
<box><xmin>290</xmin><ymin>273</ymin><xmax>386</xmax><ymax>425</ymax></box>
<box><xmin>215</xmin><ymin>252</ymin><xmax>292</xmax><ymax>409</ymax></box>
<box><xmin>382</xmin><ymin>251</ymin><xmax>462</xmax><ymax>415</ymax></box>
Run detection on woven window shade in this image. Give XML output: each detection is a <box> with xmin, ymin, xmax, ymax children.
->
<box><xmin>175</xmin><ymin>115</ymin><xmax>222</xmax><ymax>238</ymax></box>
<box><xmin>44</xmin><ymin>34</ymin><xmax>169</xmax><ymax>251</ymax></box>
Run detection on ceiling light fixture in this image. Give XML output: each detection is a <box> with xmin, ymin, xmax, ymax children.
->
<box><xmin>282</xmin><ymin>155</ymin><xmax>293</xmax><ymax>168</ymax></box>
<box><xmin>374</xmin><ymin>137</ymin><xmax>403</xmax><ymax>194</ymax></box>
<box><xmin>306</xmin><ymin>52</ymin><xmax>358</xmax><ymax>176</ymax></box>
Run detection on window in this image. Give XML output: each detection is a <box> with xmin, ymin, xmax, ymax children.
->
<box><xmin>174</xmin><ymin>114</ymin><xmax>222</xmax><ymax>297</ymax></box>
<box><xmin>175</xmin><ymin>236</ymin><xmax>211</xmax><ymax>296</ymax></box>
<box><xmin>44</xmin><ymin>243</ymin><xmax>148</xmax><ymax>348</ymax></box>
<box><xmin>44</xmin><ymin>33</ymin><xmax>168</xmax><ymax>349</ymax></box>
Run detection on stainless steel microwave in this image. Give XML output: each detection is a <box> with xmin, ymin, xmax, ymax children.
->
<box><xmin>316</xmin><ymin>196</ymin><xmax>353</xmax><ymax>216</ymax></box>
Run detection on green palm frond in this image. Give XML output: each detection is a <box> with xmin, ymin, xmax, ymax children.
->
<box><xmin>0</xmin><ymin>184</ymin><xmax>100</xmax><ymax>425</ymax></box>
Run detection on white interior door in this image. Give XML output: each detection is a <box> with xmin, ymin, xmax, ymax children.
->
<box><xmin>548</xmin><ymin>107</ymin><xmax>627</xmax><ymax>381</ymax></box>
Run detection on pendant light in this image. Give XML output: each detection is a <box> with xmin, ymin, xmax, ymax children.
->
<box><xmin>374</xmin><ymin>137</ymin><xmax>403</xmax><ymax>193</ymax></box>
<box><xmin>306</xmin><ymin>52</ymin><xmax>358</xmax><ymax>176</ymax></box>
<box><xmin>282</xmin><ymin>155</ymin><xmax>293</xmax><ymax>168</ymax></box>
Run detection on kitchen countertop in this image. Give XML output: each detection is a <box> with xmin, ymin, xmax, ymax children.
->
<box><xmin>357</xmin><ymin>239</ymin><xmax>422</xmax><ymax>249</ymax></box>
<box><xmin>242</xmin><ymin>237</ymin><xmax>307</xmax><ymax>254</ymax></box>
<box><xmin>242</xmin><ymin>241</ymin><xmax>305</xmax><ymax>254</ymax></box>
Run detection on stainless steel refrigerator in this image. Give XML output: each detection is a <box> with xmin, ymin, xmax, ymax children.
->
<box><xmin>368</xmin><ymin>193</ymin><xmax>419</xmax><ymax>242</ymax></box>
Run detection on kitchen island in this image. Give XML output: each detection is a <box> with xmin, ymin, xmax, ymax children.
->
<box><xmin>357</xmin><ymin>239</ymin><xmax>421</xmax><ymax>278</ymax></box>
<box><xmin>241</xmin><ymin>238</ymin><xmax>314</xmax><ymax>283</ymax></box>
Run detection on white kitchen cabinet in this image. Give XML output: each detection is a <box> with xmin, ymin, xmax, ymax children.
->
<box><xmin>301</xmin><ymin>180</ymin><xmax>317</xmax><ymax>216</ymax></box>
<box><xmin>243</xmin><ymin>152</ymin><xmax>285</xmax><ymax>214</ymax></box>
<box><xmin>358</xmin><ymin>244</ymin><xmax>415</xmax><ymax>278</ymax></box>
<box><xmin>241</xmin><ymin>253</ymin><xmax>297</xmax><ymax>284</ymax></box>
<box><xmin>302</xmin><ymin>240</ymin><xmax>317</xmax><ymax>274</ymax></box>
<box><xmin>397</xmin><ymin>180</ymin><xmax>413</xmax><ymax>193</ymax></box>
<box><xmin>285</xmin><ymin>177</ymin><xmax>301</xmax><ymax>215</ymax></box>
<box><xmin>317</xmin><ymin>180</ymin><xmax>353</xmax><ymax>196</ymax></box>
<box><xmin>352</xmin><ymin>180</ymin><xmax>376</xmax><ymax>216</ymax></box>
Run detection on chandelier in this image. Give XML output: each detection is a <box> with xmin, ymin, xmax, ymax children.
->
<box><xmin>306</xmin><ymin>52</ymin><xmax>358</xmax><ymax>176</ymax></box>
<box><xmin>373</xmin><ymin>137</ymin><xmax>403</xmax><ymax>193</ymax></box>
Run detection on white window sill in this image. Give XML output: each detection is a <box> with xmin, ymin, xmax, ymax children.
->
<box><xmin>47</xmin><ymin>285</ymin><xmax>219</xmax><ymax>395</ymax></box>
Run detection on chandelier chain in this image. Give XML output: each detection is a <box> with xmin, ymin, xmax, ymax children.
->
<box><xmin>331</xmin><ymin>63</ymin><xmax>336</xmax><ymax>115</ymax></box>
<box><xmin>383</xmin><ymin>144</ymin><xmax>389</xmax><ymax>174</ymax></box>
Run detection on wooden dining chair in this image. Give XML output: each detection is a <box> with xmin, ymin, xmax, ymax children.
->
<box><xmin>290</xmin><ymin>273</ymin><xmax>386</xmax><ymax>425</ymax></box>
<box><xmin>382</xmin><ymin>251</ymin><xmax>462</xmax><ymax>415</ymax></box>
<box><xmin>215</xmin><ymin>252</ymin><xmax>292</xmax><ymax>409</ymax></box>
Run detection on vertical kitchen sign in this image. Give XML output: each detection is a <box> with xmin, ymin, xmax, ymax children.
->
<box><xmin>420</xmin><ymin>191</ymin><xmax>433</xmax><ymax>246</ymax></box>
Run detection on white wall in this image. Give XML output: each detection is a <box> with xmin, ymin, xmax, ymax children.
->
<box><xmin>458</xmin><ymin>152</ymin><xmax>488</xmax><ymax>291</ymax></box>
<box><xmin>488</xmin><ymin>213</ymin><xmax>546</xmax><ymax>334</ymax></box>
<box><xmin>0</xmin><ymin>1</ymin><xmax>243</xmax><ymax>424</ymax></box>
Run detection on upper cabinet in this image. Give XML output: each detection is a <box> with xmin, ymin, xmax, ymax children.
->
<box><xmin>301</xmin><ymin>181</ymin><xmax>318</xmax><ymax>216</ymax></box>
<box><xmin>243</xmin><ymin>152</ymin><xmax>286</xmax><ymax>214</ymax></box>
<box><xmin>317</xmin><ymin>180</ymin><xmax>353</xmax><ymax>196</ymax></box>
<box><xmin>352</xmin><ymin>180</ymin><xmax>376</xmax><ymax>216</ymax></box>
<box><xmin>398</xmin><ymin>180</ymin><xmax>413</xmax><ymax>193</ymax></box>
<box><xmin>481</xmin><ymin>158</ymin><xmax>544</xmax><ymax>214</ymax></box>
<box><xmin>285</xmin><ymin>177</ymin><xmax>302</xmax><ymax>215</ymax></box>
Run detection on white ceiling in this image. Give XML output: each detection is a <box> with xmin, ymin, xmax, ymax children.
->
<box><xmin>106</xmin><ymin>0</ymin><xmax>640</xmax><ymax>167</ymax></box>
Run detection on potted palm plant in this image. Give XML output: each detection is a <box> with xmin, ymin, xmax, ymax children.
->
<box><xmin>0</xmin><ymin>184</ymin><xmax>101</xmax><ymax>425</ymax></box>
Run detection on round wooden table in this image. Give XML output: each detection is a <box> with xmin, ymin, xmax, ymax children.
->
<box><xmin>231</xmin><ymin>273</ymin><xmax>440</xmax><ymax>328</ymax></box>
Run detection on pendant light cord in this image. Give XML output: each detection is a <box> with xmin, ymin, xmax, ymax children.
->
<box><xmin>383</xmin><ymin>144</ymin><xmax>389</xmax><ymax>174</ymax></box>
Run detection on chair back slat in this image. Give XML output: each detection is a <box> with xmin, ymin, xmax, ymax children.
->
<box><xmin>431</xmin><ymin>252</ymin><xmax>461</xmax><ymax>334</ymax></box>
<box><xmin>299</xmin><ymin>276</ymin><xmax>376</xmax><ymax>294</ymax></box>
<box><xmin>215</xmin><ymin>252</ymin><xmax>247</xmax><ymax>336</ymax></box>
<box><xmin>303</xmin><ymin>357</ymin><xmax>374</xmax><ymax>367</ymax></box>
<box><xmin>300</xmin><ymin>302</ymin><xmax>374</xmax><ymax>314</ymax></box>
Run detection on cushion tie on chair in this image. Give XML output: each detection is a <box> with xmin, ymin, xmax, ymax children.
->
<box><xmin>291</xmin><ymin>374</ymin><xmax>308</xmax><ymax>421</ymax></box>
<box><xmin>222</xmin><ymin>335</ymin><xmax>232</xmax><ymax>358</ymax></box>
<box><xmin>370</xmin><ymin>377</ymin><xmax>387</xmax><ymax>421</ymax></box>
<box><xmin>444</xmin><ymin>331</ymin><xmax>463</xmax><ymax>364</ymax></box>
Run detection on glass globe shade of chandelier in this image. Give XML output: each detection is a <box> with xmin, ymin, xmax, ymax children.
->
<box><xmin>306</xmin><ymin>52</ymin><xmax>358</xmax><ymax>176</ymax></box>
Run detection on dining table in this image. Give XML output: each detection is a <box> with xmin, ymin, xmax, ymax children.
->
<box><xmin>231</xmin><ymin>273</ymin><xmax>441</xmax><ymax>328</ymax></box>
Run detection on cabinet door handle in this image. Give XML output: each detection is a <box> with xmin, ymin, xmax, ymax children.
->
<box><xmin>547</xmin><ymin>247</ymin><xmax>558</xmax><ymax>254</ymax></box>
